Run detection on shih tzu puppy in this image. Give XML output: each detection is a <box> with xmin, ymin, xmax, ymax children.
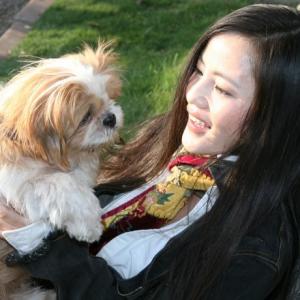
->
<box><xmin>0</xmin><ymin>42</ymin><xmax>123</xmax><ymax>299</ymax></box>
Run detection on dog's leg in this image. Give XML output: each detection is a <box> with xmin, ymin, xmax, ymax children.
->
<box><xmin>20</xmin><ymin>173</ymin><xmax>103</xmax><ymax>243</ymax></box>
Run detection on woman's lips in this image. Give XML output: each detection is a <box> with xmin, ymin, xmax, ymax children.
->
<box><xmin>189</xmin><ymin>115</ymin><xmax>211</xmax><ymax>128</ymax></box>
<box><xmin>187</xmin><ymin>115</ymin><xmax>211</xmax><ymax>134</ymax></box>
<box><xmin>186</xmin><ymin>104</ymin><xmax>211</xmax><ymax>128</ymax></box>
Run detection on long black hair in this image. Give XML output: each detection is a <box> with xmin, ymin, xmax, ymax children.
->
<box><xmin>98</xmin><ymin>4</ymin><xmax>300</xmax><ymax>299</ymax></box>
<box><xmin>167</xmin><ymin>4</ymin><xmax>300</xmax><ymax>299</ymax></box>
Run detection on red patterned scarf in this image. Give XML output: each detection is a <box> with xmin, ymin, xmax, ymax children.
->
<box><xmin>88</xmin><ymin>150</ymin><xmax>216</xmax><ymax>254</ymax></box>
<box><xmin>101</xmin><ymin>153</ymin><xmax>215</xmax><ymax>230</ymax></box>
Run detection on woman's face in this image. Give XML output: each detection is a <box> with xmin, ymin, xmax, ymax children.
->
<box><xmin>182</xmin><ymin>33</ymin><xmax>255</xmax><ymax>155</ymax></box>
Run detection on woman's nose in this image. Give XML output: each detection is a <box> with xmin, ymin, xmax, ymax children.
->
<box><xmin>186</xmin><ymin>77</ymin><xmax>210</xmax><ymax>110</ymax></box>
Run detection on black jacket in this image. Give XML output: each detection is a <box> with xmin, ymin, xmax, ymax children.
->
<box><xmin>15</xmin><ymin>161</ymin><xmax>300</xmax><ymax>299</ymax></box>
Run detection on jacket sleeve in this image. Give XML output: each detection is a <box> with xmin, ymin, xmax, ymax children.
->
<box><xmin>19</xmin><ymin>235</ymin><xmax>124</xmax><ymax>300</ymax></box>
<box><xmin>207</xmin><ymin>252</ymin><xmax>280</xmax><ymax>300</ymax></box>
<box><xmin>207</xmin><ymin>204</ymin><xmax>294</xmax><ymax>300</ymax></box>
<box><xmin>207</xmin><ymin>224</ymin><xmax>293</xmax><ymax>300</ymax></box>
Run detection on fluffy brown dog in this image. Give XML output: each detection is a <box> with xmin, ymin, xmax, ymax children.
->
<box><xmin>0</xmin><ymin>42</ymin><xmax>123</xmax><ymax>299</ymax></box>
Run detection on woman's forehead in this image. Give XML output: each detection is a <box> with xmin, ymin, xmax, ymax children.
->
<box><xmin>199</xmin><ymin>33</ymin><xmax>255</xmax><ymax>81</ymax></box>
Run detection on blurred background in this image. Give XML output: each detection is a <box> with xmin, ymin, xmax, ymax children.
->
<box><xmin>0</xmin><ymin>0</ymin><xmax>299</xmax><ymax>133</ymax></box>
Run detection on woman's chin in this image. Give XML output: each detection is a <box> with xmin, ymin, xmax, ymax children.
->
<box><xmin>182</xmin><ymin>128</ymin><xmax>218</xmax><ymax>156</ymax></box>
<box><xmin>182</xmin><ymin>129</ymin><xmax>204</xmax><ymax>154</ymax></box>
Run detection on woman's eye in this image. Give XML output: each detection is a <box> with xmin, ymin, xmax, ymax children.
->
<box><xmin>80</xmin><ymin>111</ymin><xmax>92</xmax><ymax>126</ymax></box>
<box><xmin>195</xmin><ymin>68</ymin><xmax>203</xmax><ymax>77</ymax></box>
<box><xmin>214</xmin><ymin>85</ymin><xmax>232</xmax><ymax>97</ymax></box>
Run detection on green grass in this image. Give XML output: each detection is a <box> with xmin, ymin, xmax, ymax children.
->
<box><xmin>0</xmin><ymin>0</ymin><xmax>253</xmax><ymax>130</ymax></box>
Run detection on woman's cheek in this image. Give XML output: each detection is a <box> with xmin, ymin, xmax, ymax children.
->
<box><xmin>222</xmin><ymin>107</ymin><xmax>248</xmax><ymax>137</ymax></box>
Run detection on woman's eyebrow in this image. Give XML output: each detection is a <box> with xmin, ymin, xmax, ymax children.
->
<box><xmin>198</xmin><ymin>57</ymin><xmax>240</xmax><ymax>89</ymax></box>
<box><xmin>213</xmin><ymin>70</ymin><xmax>240</xmax><ymax>89</ymax></box>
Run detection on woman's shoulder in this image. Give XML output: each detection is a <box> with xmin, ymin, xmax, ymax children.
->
<box><xmin>236</xmin><ymin>202</ymin><xmax>295</xmax><ymax>273</ymax></box>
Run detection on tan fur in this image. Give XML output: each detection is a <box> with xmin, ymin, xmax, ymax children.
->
<box><xmin>67</xmin><ymin>41</ymin><xmax>122</xmax><ymax>100</ymax></box>
<box><xmin>0</xmin><ymin>42</ymin><xmax>122</xmax><ymax>299</ymax></box>
<box><xmin>0</xmin><ymin>241</ymin><xmax>30</xmax><ymax>300</ymax></box>
<box><xmin>70</xmin><ymin>41</ymin><xmax>118</xmax><ymax>73</ymax></box>
<box><xmin>106</xmin><ymin>73</ymin><xmax>122</xmax><ymax>99</ymax></box>
<box><xmin>0</xmin><ymin>42</ymin><xmax>121</xmax><ymax>171</ymax></box>
<box><xmin>0</xmin><ymin>76</ymin><xmax>87</xmax><ymax>169</ymax></box>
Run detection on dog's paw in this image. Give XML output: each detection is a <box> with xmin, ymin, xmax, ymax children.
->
<box><xmin>27</xmin><ymin>174</ymin><xmax>105</xmax><ymax>243</ymax></box>
<box><xmin>46</xmin><ymin>191</ymin><xmax>104</xmax><ymax>243</ymax></box>
<box><xmin>66</xmin><ymin>218</ymin><xmax>103</xmax><ymax>243</ymax></box>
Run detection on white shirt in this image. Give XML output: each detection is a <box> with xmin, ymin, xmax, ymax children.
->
<box><xmin>3</xmin><ymin>187</ymin><xmax>217</xmax><ymax>279</ymax></box>
<box><xmin>97</xmin><ymin>186</ymin><xmax>217</xmax><ymax>278</ymax></box>
<box><xmin>2</xmin><ymin>165</ymin><xmax>224</xmax><ymax>279</ymax></box>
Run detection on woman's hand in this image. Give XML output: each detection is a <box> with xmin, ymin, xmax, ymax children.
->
<box><xmin>0</xmin><ymin>202</ymin><xmax>29</xmax><ymax>238</ymax></box>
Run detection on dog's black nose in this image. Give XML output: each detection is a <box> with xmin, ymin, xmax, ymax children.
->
<box><xmin>103</xmin><ymin>113</ymin><xmax>116</xmax><ymax>128</ymax></box>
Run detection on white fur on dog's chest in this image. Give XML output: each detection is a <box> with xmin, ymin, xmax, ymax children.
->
<box><xmin>0</xmin><ymin>154</ymin><xmax>99</xmax><ymax>204</ymax></box>
<box><xmin>69</xmin><ymin>152</ymin><xmax>100</xmax><ymax>186</ymax></box>
<box><xmin>0</xmin><ymin>154</ymin><xmax>102</xmax><ymax>243</ymax></box>
<box><xmin>0</xmin><ymin>159</ymin><xmax>50</xmax><ymax>208</ymax></box>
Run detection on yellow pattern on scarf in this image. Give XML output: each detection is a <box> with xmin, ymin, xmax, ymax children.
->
<box><xmin>144</xmin><ymin>165</ymin><xmax>215</xmax><ymax>220</ymax></box>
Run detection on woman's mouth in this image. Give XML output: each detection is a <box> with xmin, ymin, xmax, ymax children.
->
<box><xmin>187</xmin><ymin>115</ymin><xmax>211</xmax><ymax>134</ymax></box>
<box><xmin>189</xmin><ymin>115</ymin><xmax>211</xmax><ymax>129</ymax></box>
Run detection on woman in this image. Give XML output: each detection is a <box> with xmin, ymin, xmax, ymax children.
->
<box><xmin>1</xmin><ymin>3</ymin><xmax>300</xmax><ymax>299</ymax></box>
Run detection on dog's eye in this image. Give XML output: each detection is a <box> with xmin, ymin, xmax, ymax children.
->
<box><xmin>80</xmin><ymin>111</ymin><xmax>92</xmax><ymax>126</ymax></box>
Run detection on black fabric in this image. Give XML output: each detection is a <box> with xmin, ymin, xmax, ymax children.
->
<box><xmin>285</xmin><ymin>190</ymin><xmax>300</xmax><ymax>299</ymax></box>
<box><xmin>11</xmin><ymin>159</ymin><xmax>300</xmax><ymax>299</ymax></box>
<box><xmin>15</xmin><ymin>201</ymin><xmax>295</xmax><ymax>300</ymax></box>
<box><xmin>286</xmin><ymin>258</ymin><xmax>300</xmax><ymax>299</ymax></box>
<box><xmin>6</xmin><ymin>231</ymin><xmax>64</xmax><ymax>266</ymax></box>
<box><xmin>23</xmin><ymin>236</ymin><xmax>122</xmax><ymax>300</ymax></box>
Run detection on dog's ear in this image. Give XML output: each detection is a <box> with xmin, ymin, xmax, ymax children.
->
<box><xmin>0</xmin><ymin>64</ymin><xmax>85</xmax><ymax>170</ymax></box>
<box><xmin>0</xmin><ymin>69</ymin><xmax>51</xmax><ymax>165</ymax></box>
<box><xmin>42</xmin><ymin>81</ymin><xmax>88</xmax><ymax>170</ymax></box>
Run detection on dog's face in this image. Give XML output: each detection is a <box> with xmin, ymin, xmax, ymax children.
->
<box><xmin>0</xmin><ymin>43</ymin><xmax>123</xmax><ymax>169</ymax></box>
